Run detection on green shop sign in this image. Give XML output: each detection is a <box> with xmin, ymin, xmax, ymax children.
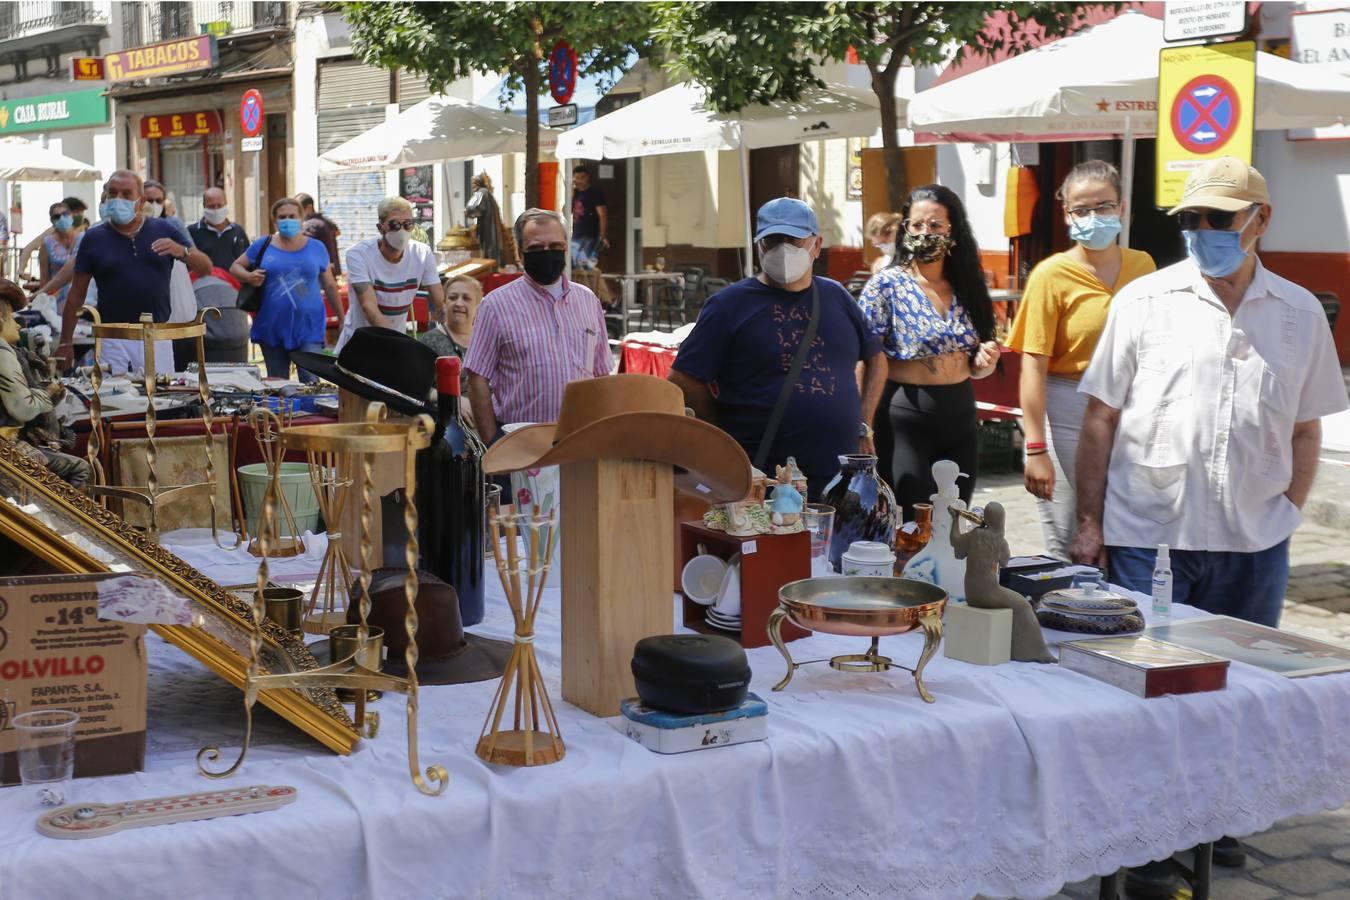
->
<box><xmin>0</xmin><ymin>88</ymin><xmax>109</xmax><ymax>135</ymax></box>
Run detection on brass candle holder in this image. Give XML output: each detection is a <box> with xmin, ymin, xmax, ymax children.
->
<box><xmin>477</xmin><ymin>504</ymin><xmax>564</xmax><ymax>767</ymax></box>
<box><xmin>245</xmin><ymin>407</ymin><xmax>305</xmax><ymax>559</ymax></box>
<box><xmin>82</xmin><ymin>309</ymin><xmax>237</xmax><ymax>549</ymax></box>
<box><xmin>197</xmin><ymin>404</ymin><xmax>448</xmax><ymax>796</ymax></box>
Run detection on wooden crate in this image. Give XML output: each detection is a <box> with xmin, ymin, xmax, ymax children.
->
<box><xmin>678</xmin><ymin>522</ymin><xmax>811</xmax><ymax>649</ymax></box>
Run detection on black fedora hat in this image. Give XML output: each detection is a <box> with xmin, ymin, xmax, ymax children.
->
<box><xmin>346</xmin><ymin>567</ymin><xmax>511</xmax><ymax>685</ymax></box>
<box><xmin>292</xmin><ymin>327</ymin><xmax>437</xmax><ymax>416</ymax></box>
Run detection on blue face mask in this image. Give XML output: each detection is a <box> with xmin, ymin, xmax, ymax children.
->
<box><xmin>54</xmin><ymin>214</ymin><xmax>74</xmax><ymax>233</ymax></box>
<box><xmin>106</xmin><ymin>198</ymin><xmax>137</xmax><ymax>225</ymax></box>
<box><xmin>1069</xmin><ymin>214</ymin><xmax>1122</xmax><ymax>251</ymax></box>
<box><xmin>98</xmin><ymin>201</ymin><xmax>109</xmax><ymax>220</ymax></box>
<box><xmin>277</xmin><ymin>218</ymin><xmax>302</xmax><ymax>239</ymax></box>
<box><xmin>1182</xmin><ymin>211</ymin><xmax>1255</xmax><ymax>278</ymax></box>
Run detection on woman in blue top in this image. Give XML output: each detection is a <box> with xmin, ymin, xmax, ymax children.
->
<box><xmin>231</xmin><ymin>197</ymin><xmax>340</xmax><ymax>383</ymax></box>
<box><xmin>857</xmin><ymin>184</ymin><xmax>1000</xmax><ymax>518</ymax></box>
<box><xmin>40</xmin><ymin>201</ymin><xmax>84</xmax><ymax>312</ymax></box>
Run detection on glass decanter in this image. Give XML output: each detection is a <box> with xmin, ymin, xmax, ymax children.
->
<box><xmin>893</xmin><ymin>502</ymin><xmax>933</xmax><ymax>575</ymax></box>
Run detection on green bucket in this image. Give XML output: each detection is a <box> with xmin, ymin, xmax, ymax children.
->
<box><xmin>237</xmin><ymin>462</ymin><xmax>321</xmax><ymax>538</ymax></box>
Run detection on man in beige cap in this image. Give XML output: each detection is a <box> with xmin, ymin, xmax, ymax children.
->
<box><xmin>1073</xmin><ymin>156</ymin><xmax>1347</xmax><ymax>621</ymax></box>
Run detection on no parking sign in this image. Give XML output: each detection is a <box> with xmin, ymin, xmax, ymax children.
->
<box><xmin>1156</xmin><ymin>41</ymin><xmax>1255</xmax><ymax>207</ymax></box>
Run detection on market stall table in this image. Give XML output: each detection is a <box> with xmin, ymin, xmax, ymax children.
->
<box><xmin>1</xmin><ymin>559</ymin><xmax>1345</xmax><ymax>899</ymax></box>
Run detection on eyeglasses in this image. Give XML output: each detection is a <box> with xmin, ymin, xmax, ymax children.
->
<box><xmin>759</xmin><ymin>234</ymin><xmax>810</xmax><ymax>250</ymax></box>
<box><xmin>1176</xmin><ymin>205</ymin><xmax>1256</xmax><ymax>231</ymax></box>
<box><xmin>1066</xmin><ymin>201</ymin><xmax>1120</xmax><ymax>220</ymax></box>
<box><xmin>903</xmin><ymin>219</ymin><xmax>950</xmax><ymax>235</ymax></box>
<box><xmin>384</xmin><ymin>220</ymin><xmax>417</xmax><ymax>232</ymax></box>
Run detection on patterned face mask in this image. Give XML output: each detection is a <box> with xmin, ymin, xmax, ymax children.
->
<box><xmin>903</xmin><ymin>232</ymin><xmax>954</xmax><ymax>263</ymax></box>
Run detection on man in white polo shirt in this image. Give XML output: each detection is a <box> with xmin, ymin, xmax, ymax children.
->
<box><xmin>337</xmin><ymin>197</ymin><xmax>444</xmax><ymax>350</ymax></box>
<box><xmin>1073</xmin><ymin>157</ymin><xmax>1348</xmax><ymax>630</ymax></box>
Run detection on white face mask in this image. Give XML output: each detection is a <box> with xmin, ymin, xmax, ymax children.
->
<box><xmin>142</xmin><ymin>201</ymin><xmax>164</xmax><ymax>219</ymax></box>
<box><xmin>204</xmin><ymin>206</ymin><xmax>229</xmax><ymax>225</ymax></box>
<box><xmin>760</xmin><ymin>242</ymin><xmax>813</xmax><ymax>285</ymax></box>
<box><xmin>383</xmin><ymin>227</ymin><xmax>410</xmax><ymax>251</ymax></box>
<box><xmin>878</xmin><ymin>241</ymin><xmax>896</xmax><ymax>258</ymax></box>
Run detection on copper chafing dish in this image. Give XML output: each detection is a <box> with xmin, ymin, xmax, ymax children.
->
<box><xmin>768</xmin><ymin>577</ymin><xmax>947</xmax><ymax>702</ymax></box>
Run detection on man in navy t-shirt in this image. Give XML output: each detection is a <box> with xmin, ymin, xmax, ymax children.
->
<box><xmin>670</xmin><ymin>198</ymin><xmax>887</xmax><ymax>498</ymax></box>
<box><xmin>57</xmin><ymin>170</ymin><xmax>200</xmax><ymax>375</ymax></box>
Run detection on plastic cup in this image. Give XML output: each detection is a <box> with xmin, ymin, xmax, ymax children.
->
<box><xmin>14</xmin><ymin>709</ymin><xmax>78</xmax><ymax>805</ymax></box>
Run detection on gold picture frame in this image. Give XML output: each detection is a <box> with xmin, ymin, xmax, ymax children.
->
<box><xmin>0</xmin><ymin>440</ymin><xmax>357</xmax><ymax>754</ymax></box>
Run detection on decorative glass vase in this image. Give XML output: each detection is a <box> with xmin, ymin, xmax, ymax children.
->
<box><xmin>821</xmin><ymin>454</ymin><xmax>898</xmax><ymax>574</ymax></box>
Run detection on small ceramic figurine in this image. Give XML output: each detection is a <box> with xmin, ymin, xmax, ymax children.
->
<box><xmin>769</xmin><ymin>482</ymin><xmax>804</xmax><ymax>527</ymax></box>
<box><xmin>949</xmin><ymin>501</ymin><xmax>1056</xmax><ymax>664</ymax></box>
<box><xmin>775</xmin><ymin>457</ymin><xmax>808</xmax><ymax>497</ymax></box>
<box><xmin>902</xmin><ymin>460</ymin><xmax>967</xmax><ymax>599</ymax></box>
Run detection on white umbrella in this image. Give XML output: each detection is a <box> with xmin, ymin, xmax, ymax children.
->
<box><xmin>908</xmin><ymin>12</ymin><xmax>1350</xmax><ymax>246</ymax></box>
<box><xmin>319</xmin><ymin>94</ymin><xmax>559</xmax><ymax>173</ymax></box>
<box><xmin>0</xmin><ymin>136</ymin><xmax>102</xmax><ymax>181</ymax></box>
<box><xmin>555</xmin><ymin>81</ymin><xmax>887</xmax><ymax>274</ymax></box>
<box><xmin>908</xmin><ymin>12</ymin><xmax>1350</xmax><ymax>140</ymax></box>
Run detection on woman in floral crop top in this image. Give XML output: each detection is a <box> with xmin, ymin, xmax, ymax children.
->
<box><xmin>857</xmin><ymin>184</ymin><xmax>999</xmax><ymax>517</ymax></box>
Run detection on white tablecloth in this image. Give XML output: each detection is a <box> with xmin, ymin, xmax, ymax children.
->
<box><xmin>2</xmin><ymin>554</ymin><xmax>1348</xmax><ymax>900</ymax></box>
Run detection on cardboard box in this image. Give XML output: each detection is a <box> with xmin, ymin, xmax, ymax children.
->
<box><xmin>0</xmin><ymin>574</ymin><xmax>148</xmax><ymax>784</ymax></box>
<box><xmin>619</xmin><ymin>694</ymin><xmax>768</xmax><ymax>754</ymax></box>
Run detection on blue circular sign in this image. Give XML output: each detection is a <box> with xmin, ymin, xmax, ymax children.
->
<box><xmin>1171</xmin><ymin>75</ymin><xmax>1240</xmax><ymax>153</ymax></box>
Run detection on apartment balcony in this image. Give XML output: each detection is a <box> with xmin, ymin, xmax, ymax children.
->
<box><xmin>121</xmin><ymin>1</ymin><xmax>292</xmax><ymax>49</ymax></box>
<box><xmin>0</xmin><ymin>2</ymin><xmax>108</xmax><ymax>80</ymax></box>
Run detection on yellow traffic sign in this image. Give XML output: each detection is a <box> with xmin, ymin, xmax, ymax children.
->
<box><xmin>1156</xmin><ymin>40</ymin><xmax>1255</xmax><ymax>207</ymax></box>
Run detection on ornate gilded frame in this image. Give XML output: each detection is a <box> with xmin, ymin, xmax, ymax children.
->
<box><xmin>0</xmin><ymin>441</ymin><xmax>357</xmax><ymax>754</ymax></box>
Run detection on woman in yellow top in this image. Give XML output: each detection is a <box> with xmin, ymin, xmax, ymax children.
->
<box><xmin>1006</xmin><ymin>160</ymin><xmax>1155</xmax><ymax>560</ymax></box>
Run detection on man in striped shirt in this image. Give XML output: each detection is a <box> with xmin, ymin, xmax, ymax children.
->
<box><xmin>336</xmin><ymin>196</ymin><xmax>444</xmax><ymax>350</ymax></box>
<box><xmin>466</xmin><ymin>208</ymin><xmax>611</xmax><ymax>440</ymax></box>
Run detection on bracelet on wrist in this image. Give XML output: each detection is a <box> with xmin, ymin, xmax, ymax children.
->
<box><xmin>1025</xmin><ymin>448</ymin><xmax>1048</xmax><ymax>457</ymax></box>
<box><xmin>1025</xmin><ymin>441</ymin><xmax>1047</xmax><ymax>451</ymax></box>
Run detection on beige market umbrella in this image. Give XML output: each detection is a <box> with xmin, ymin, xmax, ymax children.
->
<box><xmin>0</xmin><ymin>136</ymin><xmax>102</xmax><ymax>181</ymax></box>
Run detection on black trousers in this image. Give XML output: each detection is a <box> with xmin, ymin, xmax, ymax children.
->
<box><xmin>881</xmin><ymin>379</ymin><xmax>978</xmax><ymax>521</ymax></box>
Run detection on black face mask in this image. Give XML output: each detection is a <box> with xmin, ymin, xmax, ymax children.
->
<box><xmin>523</xmin><ymin>248</ymin><xmax>566</xmax><ymax>285</ymax></box>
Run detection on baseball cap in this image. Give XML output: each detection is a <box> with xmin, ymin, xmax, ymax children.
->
<box><xmin>754</xmin><ymin>197</ymin><xmax>819</xmax><ymax>242</ymax></box>
<box><xmin>1168</xmin><ymin>157</ymin><xmax>1270</xmax><ymax>215</ymax></box>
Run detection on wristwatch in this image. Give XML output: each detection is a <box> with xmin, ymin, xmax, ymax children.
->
<box><xmin>858</xmin><ymin>421</ymin><xmax>874</xmax><ymax>439</ymax></box>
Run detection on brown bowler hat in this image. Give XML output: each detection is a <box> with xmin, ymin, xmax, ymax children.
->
<box><xmin>482</xmin><ymin>374</ymin><xmax>752</xmax><ymax>502</ymax></box>
<box><xmin>348</xmin><ymin>567</ymin><xmax>510</xmax><ymax>685</ymax></box>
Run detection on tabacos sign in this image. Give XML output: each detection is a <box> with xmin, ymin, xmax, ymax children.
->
<box><xmin>105</xmin><ymin>35</ymin><xmax>217</xmax><ymax>82</ymax></box>
<box><xmin>0</xmin><ymin>88</ymin><xmax>109</xmax><ymax>135</ymax></box>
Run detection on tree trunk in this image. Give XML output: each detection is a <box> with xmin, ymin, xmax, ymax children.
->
<box><xmin>871</xmin><ymin>65</ymin><xmax>907</xmax><ymax>211</ymax></box>
<box><xmin>524</xmin><ymin>61</ymin><xmax>540</xmax><ymax>209</ymax></box>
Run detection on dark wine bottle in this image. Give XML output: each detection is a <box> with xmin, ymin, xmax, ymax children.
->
<box><xmin>415</xmin><ymin>356</ymin><xmax>487</xmax><ymax>626</ymax></box>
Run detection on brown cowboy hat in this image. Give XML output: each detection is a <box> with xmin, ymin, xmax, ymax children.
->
<box><xmin>345</xmin><ymin>567</ymin><xmax>510</xmax><ymax>685</ymax></box>
<box><xmin>0</xmin><ymin>278</ymin><xmax>30</xmax><ymax>312</ymax></box>
<box><xmin>482</xmin><ymin>374</ymin><xmax>752</xmax><ymax>502</ymax></box>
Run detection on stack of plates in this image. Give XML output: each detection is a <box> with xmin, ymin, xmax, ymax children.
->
<box><xmin>705</xmin><ymin>608</ymin><xmax>742</xmax><ymax>632</ymax></box>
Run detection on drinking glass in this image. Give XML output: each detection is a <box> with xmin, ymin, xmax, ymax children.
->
<box><xmin>14</xmin><ymin>709</ymin><xmax>79</xmax><ymax>805</ymax></box>
<box><xmin>802</xmin><ymin>503</ymin><xmax>835</xmax><ymax>575</ymax></box>
<box><xmin>484</xmin><ymin>482</ymin><xmax>502</xmax><ymax>558</ymax></box>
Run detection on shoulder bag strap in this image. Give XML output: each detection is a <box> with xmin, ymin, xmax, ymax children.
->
<box><xmin>248</xmin><ymin>235</ymin><xmax>273</xmax><ymax>271</ymax></box>
<box><xmin>753</xmin><ymin>279</ymin><xmax>821</xmax><ymax>472</ymax></box>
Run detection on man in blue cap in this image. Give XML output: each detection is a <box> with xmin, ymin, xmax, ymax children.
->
<box><xmin>670</xmin><ymin>197</ymin><xmax>887</xmax><ymax>498</ymax></box>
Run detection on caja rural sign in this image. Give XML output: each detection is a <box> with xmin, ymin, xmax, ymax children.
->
<box><xmin>0</xmin><ymin>88</ymin><xmax>109</xmax><ymax>135</ymax></box>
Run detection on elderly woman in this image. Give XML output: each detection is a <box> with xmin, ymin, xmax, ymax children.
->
<box><xmin>866</xmin><ymin>211</ymin><xmax>902</xmax><ymax>274</ymax></box>
<box><xmin>419</xmin><ymin>275</ymin><xmax>481</xmax><ymax>392</ymax></box>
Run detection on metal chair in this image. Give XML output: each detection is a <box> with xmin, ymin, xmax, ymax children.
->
<box><xmin>700</xmin><ymin>277</ymin><xmax>730</xmax><ymax>304</ymax></box>
<box><xmin>1314</xmin><ymin>291</ymin><xmax>1340</xmax><ymax>333</ymax></box>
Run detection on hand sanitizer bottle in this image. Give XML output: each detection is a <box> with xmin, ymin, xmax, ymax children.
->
<box><xmin>1151</xmin><ymin>544</ymin><xmax>1173</xmax><ymax>618</ymax></box>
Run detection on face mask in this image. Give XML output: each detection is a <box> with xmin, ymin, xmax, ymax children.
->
<box><xmin>902</xmin><ymin>232</ymin><xmax>954</xmax><ymax>264</ymax></box>
<box><xmin>877</xmin><ymin>241</ymin><xmax>895</xmax><ymax>258</ymax></box>
<box><xmin>71</xmin><ymin>213</ymin><xmax>84</xmax><ymax>227</ymax></box>
<box><xmin>1183</xmin><ymin>210</ymin><xmax>1257</xmax><ymax>278</ymax></box>
<box><xmin>382</xmin><ymin>227</ymin><xmax>410</xmax><ymax>251</ymax></box>
<box><xmin>106</xmin><ymin>198</ymin><xmax>137</xmax><ymax>225</ymax></box>
<box><xmin>97</xmin><ymin>201</ymin><xmax>108</xmax><ymax>221</ymax></box>
<box><xmin>204</xmin><ymin>206</ymin><xmax>229</xmax><ymax>225</ymax></box>
<box><xmin>522</xmin><ymin>248</ymin><xmax>566</xmax><ymax>285</ymax></box>
<box><xmin>760</xmin><ymin>242</ymin><xmax>813</xmax><ymax>285</ymax></box>
<box><xmin>142</xmin><ymin>201</ymin><xmax>164</xmax><ymax>219</ymax></box>
<box><xmin>54</xmin><ymin>214</ymin><xmax>74</xmax><ymax>233</ymax></box>
<box><xmin>277</xmin><ymin>218</ymin><xmax>302</xmax><ymax>239</ymax></box>
<box><xmin>1069</xmin><ymin>214</ymin><xmax>1122</xmax><ymax>251</ymax></box>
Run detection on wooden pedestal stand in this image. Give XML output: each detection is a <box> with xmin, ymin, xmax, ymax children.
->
<box><xmin>560</xmin><ymin>458</ymin><xmax>674</xmax><ymax>717</ymax></box>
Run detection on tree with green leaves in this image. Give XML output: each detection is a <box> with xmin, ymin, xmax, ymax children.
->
<box><xmin>340</xmin><ymin>2</ymin><xmax>651</xmax><ymax>208</ymax></box>
<box><xmin>652</xmin><ymin>2</ymin><xmax>1098</xmax><ymax>210</ymax></box>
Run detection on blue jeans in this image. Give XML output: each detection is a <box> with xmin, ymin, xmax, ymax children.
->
<box><xmin>1108</xmin><ymin>539</ymin><xmax>1291</xmax><ymax>627</ymax></box>
<box><xmin>260</xmin><ymin>341</ymin><xmax>324</xmax><ymax>383</ymax></box>
<box><xmin>570</xmin><ymin>235</ymin><xmax>600</xmax><ymax>269</ymax></box>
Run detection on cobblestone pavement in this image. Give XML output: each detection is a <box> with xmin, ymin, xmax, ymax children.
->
<box><xmin>970</xmin><ymin>473</ymin><xmax>1350</xmax><ymax>900</ymax></box>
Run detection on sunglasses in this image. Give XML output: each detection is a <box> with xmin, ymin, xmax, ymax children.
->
<box><xmin>1177</xmin><ymin>206</ymin><xmax>1255</xmax><ymax>231</ymax></box>
<box><xmin>384</xmin><ymin>220</ymin><xmax>417</xmax><ymax>232</ymax></box>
